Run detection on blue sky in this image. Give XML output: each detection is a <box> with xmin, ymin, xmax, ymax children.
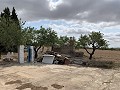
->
<box><xmin>1</xmin><ymin>0</ymin><xmax>120</xmax><ymax>48</ymax></box>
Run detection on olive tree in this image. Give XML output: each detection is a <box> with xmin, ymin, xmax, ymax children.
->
<box><xmin>57</xmin><ymin>36</ymin><xmax>70</xmax><ymax>46</ymax></box>
<box><xmin>23</xmin><ymin>26</ymin><xmax>58</xmax><ymax>58</ymax></box>
<box><xmin>34</xmin><ymin>27</ymin><xmax>58</xmax><ymax>58</ymax></box>
<box><xmin>77</xmin><ymin>31</ymin><xmax>108</xmax><ymax>60</ymax></box>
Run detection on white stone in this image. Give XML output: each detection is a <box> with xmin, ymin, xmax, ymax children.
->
<box><xmin>7</xmin><ymin>52</ymin><xmax>11</xmax><ymax>59</ymax></box>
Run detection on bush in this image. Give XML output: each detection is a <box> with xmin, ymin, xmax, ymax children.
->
<box><xmin>113</xmin><ymin>62</ymin><xmax>120</xmax><ymax>68</ymax></box>
<box><xmin>85</xmin><ymin>60</ymin><xmax>115</xmax><ymax>69</ymax></box>
<box><xmin>74</xmin><ymin>51</ymin><xmax>84</xmax><ymax>57</ymax></box>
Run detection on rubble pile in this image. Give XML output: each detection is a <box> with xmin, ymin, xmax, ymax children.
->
<box><xmin>37</xmin><ymin>50</ymin><xmax>85</xmax><ymax>65</ymax></box>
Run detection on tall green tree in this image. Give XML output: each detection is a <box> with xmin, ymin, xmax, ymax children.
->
<box><xmin>77</xmin><ymin>31</ymin><xmax>108</xmax><ymax>60</ymax></box>
<box><xmin>0</xmin><ymin>7</ymin><xmax>24</xmax><ymax>57</ymax></box>
<box><xmin>11</xmin><ymin>7</ymin><xmax>21</xmax><ymax>29</ymax></box>
<box><xmin>1</xmin><ymin>7</ymin><xmax>10</xmax><ymax>18</ymax></box>
<box><xmin>0</xmin><ymin>17</ymin><xmax>23</xmax><ymax>51</ymax></box>
<box><xmin>11</xmin><ymin>7</ymin><xmax>18</xmax><ymax>21</ymax></box>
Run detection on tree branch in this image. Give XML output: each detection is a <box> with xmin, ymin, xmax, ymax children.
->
<box><xmin>36</xmin><ymin>46</ymin><xmax>41</xmax><ymax>52</ymax></box>
<box><xmin>84</xmin><ymin>47</ymin><xmax>91</xmax><ymax>55</ymax></box>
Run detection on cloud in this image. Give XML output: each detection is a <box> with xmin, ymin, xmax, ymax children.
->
<box><xmin>0</xmin><ymin>0</ymin><xmax>50</xmax><ymax>21</ymax></box>
<box><xmin>104</xmin><ymin>32</ymin><xmax>120</xmax><ymax>42</ymax></box>
<box><xmin>103</xmin><ymin>32</ymin><xmax>120</xmax><ymax>47</ymax></box>
<box><xmin>116</xmin><ymin>34</ymin><xmax>120</xmax><ymax>37</ymax></box>
<box><xmin>1</xmin><ymin>0</ymin><xmax>120</xmax><ymax>47</ymax></box>
<box><xmin>66</xmin><ymin>29</ymin><xmax>90</xmax><ymax>34</ymax></box>
<box><xmin>49</xmin><ymin>0</ymin><xmax>120</xmax><ymax>23</ymax></box>
<box><xmin>1</xmin><ymin>0</ymin><xmax>120</xmax><ymax>23</ymax></box>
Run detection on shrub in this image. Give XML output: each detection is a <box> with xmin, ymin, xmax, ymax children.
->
<box><xmin>86</xmin><ymin>60</ymin><xmax>115</xmax><ymax>69</ymax></box>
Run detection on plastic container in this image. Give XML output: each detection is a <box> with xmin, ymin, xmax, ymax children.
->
<box><xmin>42</xmin><ymin>54</ymin><xmax>55</xmax><ymax>64</ymax></box>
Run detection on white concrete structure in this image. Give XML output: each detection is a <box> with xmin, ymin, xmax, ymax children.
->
<box><xmin>42</xmin><ymin>54</ymin><xmax>55</xmax><ymax>64</ymax></box>
<box><xmin>18</xmin><ymin>45</ymin><xmax>24</xmax><ymax>63</ymax></box>
<box><xmin>7</xmin><ymin>52</ymin><xmax>11</xmax><ymax>59</ymax></box>
<box><xmin>30</xmin><ymin>46</ymin><xmax>34</xmax><ymax>62</ymax></box>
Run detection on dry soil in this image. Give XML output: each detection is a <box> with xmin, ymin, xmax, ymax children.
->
<box><xmin>0</xmin><ymin>64</ymin><xmax>120</xmax><ymax>90</ymax></box>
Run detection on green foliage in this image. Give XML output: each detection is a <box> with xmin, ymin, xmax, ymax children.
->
<box><xmin>23</xmin><ymin>26</ymin><xmax>58</xmax><ymax>58</ymax></box>
<box><xmin>22</xmin><ymin>27</ymin><xmax>35</xmax><ymax>45</ymax></box>
<box><xmin>76</xmin><ymin>35</ymin><xmax>89</xmax><ymax>48</ymax></box>
<box><xmin>1</xmin><ymin>7</ymin><xmax>10</xmax><ymax>18</ymax></box>
<box><xmin>23</xmin><ymin>26</ymin><xmax>58</xmax><ymax>47</ymax></box>
<box><xmin>89</xmin><ymin>32</ymin><xmax>108</xmax><ymax>48</ymax></box>
<box><xmin>46</xmin><ymin>27</ymin><xmax>58</xmax><ymax>46</ymax></box>
<box><xmin>78</xmin><ymin>32</ymin><xmax>108</xmax><ymax>49</ymax></box>
<box><xmin>11</xmin><ymin>7</ymin><xmax>18</xmax><ymax>21</ymax></box>
<box><xmin>57</xmin><ymin>36</ymin><xmax>70</xmax><ymax>46</ymax></box>
<box><xmin>0</xmin><ymin>7</ymin><xmax>23</xmax><ymax>52</ymax></box>
<box><xmin>33</xmin><ymin>26</ymin><xmax>58</xmax><ymax>47</ymax></box>
<box><xmin>0</xmin><ymin>17</ymin><xmax>23</xmax><ymax>52</ymax></box>
<box><xmin>77</xmin><ymin>31</ymin><xmax>108</xmax><ymax>59</ymax></box>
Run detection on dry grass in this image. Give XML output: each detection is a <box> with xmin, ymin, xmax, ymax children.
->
<box><xmin>77</xmin><ymin>49</ymin><xmax>120</xmax><ymax>62</ymax></box>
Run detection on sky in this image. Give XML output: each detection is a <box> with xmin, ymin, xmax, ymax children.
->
<box><xmin>0</xmin><ymin>0</ymin><xmax>120</xmax><ymax>48</ymax></box>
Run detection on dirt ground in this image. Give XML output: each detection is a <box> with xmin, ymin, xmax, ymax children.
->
<box><xmin>78</xmin><ymin>49</ymin><xmax>120</xmax><ymax>62</ymax></box>
<box><xmin>0</xmin><ymin>63</ymin><xmax>120</xmax><ymax>90</ymax></box>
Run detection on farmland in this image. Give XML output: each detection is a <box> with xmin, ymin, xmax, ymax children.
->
<box><xmin>77</xmin><ymin>49</ymin><xmax>120</xmax><ymax>62</ymax></box>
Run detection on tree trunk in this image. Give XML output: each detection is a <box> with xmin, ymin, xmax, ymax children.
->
<box><xmin>89</xmin><ymin>54</ymin><xmax>93</xmax><ymax>60</ymax></box>
<box><xmin>84</xmin><ymin>47</ymin><xmax>96</xmax><ymax>60</ymax></box>
<box><xmin>34</xmin><ymin>50</ymin><xmax>38</xmax><ymax>59</ymax></box>
<box><xmin>34</xmin><ymin>46</ymin><xmax>41</xmax><ymax>59</ymax></box>
<box><xmin>89</xmin><ymin>47</ymin><xmax>96</xmax><ymax>60</ymax></box>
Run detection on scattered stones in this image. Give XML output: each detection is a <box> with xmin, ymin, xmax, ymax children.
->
<box><xmin>16</xmin><ymin>83</ymin><xmax>48</xmax><ymax>90</ymax></box>
<box><xmin>5</xmin><ymin>80</ymin><xmax>48</xmax><ymax>90</ymax></box>
<box><xmin>3</xmin><ymin>58</ymin><xmax>13</xmax><ymax>62</ymax></box>
<box><xmin>5</xmin><ymin>80</ymin><xmax>22</xmax><ymax>85</ymax></box>
<box><xmin>64</xmin><ymin>57</ymin><xmax>70</xmax><ymax>65</ymax></box>
<box><xmin>51</xmin><ymin>84</ymin><xmax>64</xmax><ymax>89</ymax></box>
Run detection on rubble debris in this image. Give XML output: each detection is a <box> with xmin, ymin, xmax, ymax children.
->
<box><xmin>43</xmin><ymin>50</ymin><xmax>84</xmax><ymax>65</ymax></box>
<box><xmin>74</xmin><ymin>51</ymin><xmax>84</xmax><ymax>57</ymax></box>
<box><xmin>64</xmin><ymin>57</ymin><xmax>70</xmax><ymax>65</ymax></box>
<box><xmin>3</xmin><ymin>58</ymin><xmax>14</xmax><ymax>62</ymax></box>
<box><xmin>36</xmin><ymin>57</ymin><xmax>43</xmax><ymax>62</ymax></box>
